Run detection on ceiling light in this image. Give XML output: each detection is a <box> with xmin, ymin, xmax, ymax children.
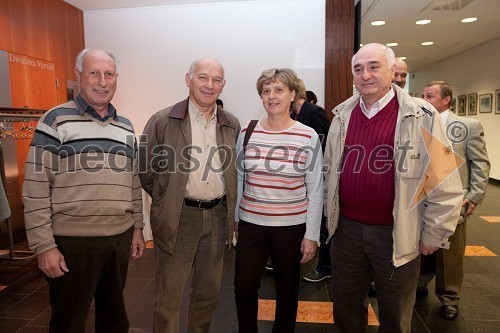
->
<box><xmin>416</xmin><ymin>19</ymin><xmax>431</xmax><ymax>25</ymax></box>
<box><xmin>386</xmin><ymin>43</ymin><xmax>398</xmax><ymax>47</ymax></box>
<box><xmin>371</xmin><ymin>21</ymin><xmax>385</xmax><ymax>26</ymax></box>
<box><xmin>461</xmin><ymin>17</ymin><xmax>477</xmax><ymax>23</ymax></box>
<box><xmin>397</xmin><ymin>57</ymin><xmax>407</xmax><ymax>60</ymax></box>
<box><xmin>421</xmin><ymin>42</ymin><xmax>434</xmax><ymax>46</ymax></box>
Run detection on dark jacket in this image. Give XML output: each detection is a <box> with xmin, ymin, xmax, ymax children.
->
<box><xmin>292</xmin><ymin>101</ymin><xmax>330</xmax><ymax>152</ymax></box>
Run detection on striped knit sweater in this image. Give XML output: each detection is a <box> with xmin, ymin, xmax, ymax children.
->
<box><xmin>22</xmin><ymin>98</ymin><xmax>144</xmax><ymax>254</ymax></box>
<box><xmin>235</xmin><ymin>120</ymin><xmax>323</xmax><ymax>241</ymax></box>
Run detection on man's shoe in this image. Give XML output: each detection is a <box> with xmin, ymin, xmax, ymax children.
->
<box><xmin>303</xmin><ymin>270</ymin><xmax>332</xmax><ymax>282</ymax></box>
<box><xmin>440</xmin><ymin>305</ymin><xmax>458</xmax><ymax>321</ymax></box>
<box><xmin>265</xmin><ymin>258</ymin><xmax>273</xmax><ymax>271</ymax></box>
<box><xmin>416</xmin><ymin>287</ymin><xmax>429</xmax><ymax>299</ymax></box>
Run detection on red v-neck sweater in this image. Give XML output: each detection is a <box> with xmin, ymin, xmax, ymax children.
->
<box><xmin>339</xmin><ymin>96</ymin><xmax>399</xmax><ymax>225</ymax></box>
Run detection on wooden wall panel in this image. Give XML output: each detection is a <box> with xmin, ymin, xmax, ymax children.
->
<box><xmin>8</xmin><ymin>52</ymin><xmax>57</xmax><ymax>110</ymax></box>
<box><xmin>0</xmin><ymin>1</ymin><xmax>12</xmax><ymax>51</ymax></box>
<box><xmin>325</xmin><ymin>0</ymin><xmax>355</xmax><ymax>119</ymax></box>
<box><xmin>0</xmin><ymin>0</ymin><xmax>84</xmax><ymax>107</ymax></box>
<box><xmin>8</xmin><ymin>0</ymin><xmax>52</xmax><ymax>61</ymax></box>
<box><xmin>49</xmin><ymin>0</ymin><xmax>85</xmax><ymax>103</ymax></box>
<box><xmin>0</xmin><ymin>1</ymin><xmax>84</xmax><ymax>243</ymax></box>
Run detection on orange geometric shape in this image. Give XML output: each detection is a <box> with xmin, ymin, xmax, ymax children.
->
<box><xmin>257</xmin><ymin>299</ymin><xmax>379</xmax><ymax>325</ymax></box>
<box><xmin>465</xmin><ymin>245</ymin><xmax>497</xmax><ymax>257</ymax></box>
<box><xmin>409</xmin><ymin>126</ymin><xmax>464</xmax><ymax>210</ymax></box>
<box><xmin>479</xmin><ymin>216</ymin><xmax>500</xmax><ymax>223</ymax></box>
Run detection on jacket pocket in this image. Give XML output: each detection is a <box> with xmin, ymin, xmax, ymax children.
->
<box><xmin>399</xmin><ymin>141</ymin><xmax>425</xmax><ymax>179</ymax></box>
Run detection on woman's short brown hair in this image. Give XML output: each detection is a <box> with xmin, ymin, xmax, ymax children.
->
<box><xmin>256</xmin><ymin>68</ymin><xmax>300</xmax><ymax>109</ymax></box>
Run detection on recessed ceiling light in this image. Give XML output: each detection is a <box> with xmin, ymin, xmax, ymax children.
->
<box><xmin>386</xmin><ymin>42</ymin><xmax>398</xmax><ymax>47</ymax></box>
<box><xmin>461</xmin><ymin>17</ymin><xmax>477</xmax><ymax>23</ymax></box>
<box><xmin>416</xmin><ymin>19</ymin><xmax>431</xmax><ymax>25</ymax></box>
<box><xmin>421</xmin><ymin>41</ymin><xmax>434</xmax><ymax>46</ymax></box>
<box><xmin>371</xmin><ymin>21</ymin><xmax>386</xmax><ymax>26</ymax></box>
<box><xmin>397</xmin><ymin>57</ymin><xmax>407</xmax><ymax>60</ymax></box>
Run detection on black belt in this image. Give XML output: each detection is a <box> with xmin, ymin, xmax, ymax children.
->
<box><xmin>184</xmin><ymin>195</ymin><xmax>226</xmax><ymax>209</ymax></box>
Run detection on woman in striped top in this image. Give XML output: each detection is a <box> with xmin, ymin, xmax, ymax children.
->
<box><xmin>234</xmin><ymin>68</ymin><xmax>323</xmax><ymax>333</ymax></box>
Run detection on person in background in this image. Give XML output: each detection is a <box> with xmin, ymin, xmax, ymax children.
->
<box><xmin>290</xmin><ymin>79</ymin><xmax>332</xmax><ymax>283</ymax></box>
<box><xmin>216</xmin><ymin>98</ymin><xmax>224</xmax><ymax>109</ymax></box>
<box><xmin>306</xmin><ymin>90</ymin><xmax>318</xmax><ymax>104</ymax></box>
<box><xmin>323</xmin><ymin>43</ymin><xmax>463</xmax><ymax>333</ymax></box>
<box><xmin>234</xmin><ymin>68</ymin><xmax>323</xmax><ymax>333</ymax></box>
<box><xmin>140</xmin><ymin>57</ymin><xmax>240</xmax><ymax>333</ymax></box>
<box><xmin>22</xmin><ymin>48</ymin><xmax>145</xmax><ymax>333</ymax></box>
<box><xmin>393</xmin><ymin>58</ymin><xmax>408</xmax><ymax>89</ymax></box>
<box><xmin>420</xmin><ymin>80</ymin><xmax>490</xmax><ymax>321</ymax></box>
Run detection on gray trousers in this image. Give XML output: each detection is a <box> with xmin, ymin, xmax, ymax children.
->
<box><xmin>153</xmin><ymin>200</ymin><xmax>227</xmax><ymax>333</ymax></box>
<box><xmin>418</xmin><ymin>220</ymin><xmax>466</xmax><ymax>306</ymax></box>
<box><xmin>331</xmin><ymin>216</ymin><xmax>420</xmax><ymax>333</ymax></box>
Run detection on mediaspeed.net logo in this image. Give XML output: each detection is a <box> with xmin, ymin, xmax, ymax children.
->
<box><xmin>408</xmin><ymin>124</ymin><xmax>465</xmax><ymax>210</ymax></box>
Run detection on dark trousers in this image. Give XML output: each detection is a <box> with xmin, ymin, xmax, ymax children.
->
<box><xmin>234</xmin><ymin>221</ymin><xmax>305</xmax><ymax>333</ymax></box>
<box><xmin>316</xmin><ymin>215</ymin><xmax>332</xmax><ymax>274</ymax></box>
<box><xmin>47</xmin><ymin>227</ymin><xmax>134</xmax><ymax>333</ymax></box>
<box><xmin>418</xmin><ymin>221</ymin><xmax>466</xmax><ymax>306</ymax></box>
<box><xmin>331</xmin><ymin>216</ymin><xmax>420</xmax><ymax>333</ymax></box>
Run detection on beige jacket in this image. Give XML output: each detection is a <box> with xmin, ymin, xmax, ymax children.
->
<box><xmin>140</xmin><ymin>98</ymin><xmax>240</xmax><ymax>254</ymax></box>
<box><xmin>324</xmin><ymin>84</ymin><xmax>463</xmax><ymax>267</ymax></box>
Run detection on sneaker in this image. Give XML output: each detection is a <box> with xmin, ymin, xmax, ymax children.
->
<box><xmin>265</xmin><ymin>258</ymin><xmax>273</xmax><ymax>271</ymax></box>
<box><xmin>303</xmin><ymin>270</ymin><xmax>332</xmax><ymax>282</ymax></box>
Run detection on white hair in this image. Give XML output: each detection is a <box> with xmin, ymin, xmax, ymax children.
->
<box><xmin>75</xmin><ymin>48</ymin><xmax>119</xmax><ymax>72</ymax></box>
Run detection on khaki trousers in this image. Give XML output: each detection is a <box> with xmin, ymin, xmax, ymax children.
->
<box><xmin>153</xmin><ymin>200</ymin><xmax>227</xmax><ymax>333</ymax></box>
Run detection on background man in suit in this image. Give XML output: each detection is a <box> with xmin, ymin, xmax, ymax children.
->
<box><xmin>421</xmin><ymin>80</ymin><xmax>490</xmax><ymax>320</ymax></box>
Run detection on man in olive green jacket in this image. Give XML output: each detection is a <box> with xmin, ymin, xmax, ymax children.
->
<box><xmin>140</xmin><ymin>57</ymin><xmax>240</xmax><ymax>333</ymax></box>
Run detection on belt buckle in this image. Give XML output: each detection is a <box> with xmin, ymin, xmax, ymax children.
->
<box><xmin>198</xmin><ymin>200</ymin><xmax>203</xmax><ymax>209</ymax></box>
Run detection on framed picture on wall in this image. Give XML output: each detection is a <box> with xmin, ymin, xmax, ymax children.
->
<box><xmin>479</xmin><ymin>93</ymin><xmax>492</xmax><ymax>113</ymax></box>
<box><xmin>468</xmin><ymin>93</ymin><xmax>477</xmax><ymax>115</ymax></box>
<box><xmin>450</xmin><ymin>98</ymin><xmax>456</xmax><ymax>113</ymax></box>
<box><xmin>457</xmin><ymin>95</ymin><xmax>466</xmax><ymax>116</ymax></box>
<box><xmin>496</xmin><ymin>89</ymin><xmax>500</xmax><ymax>114</ymax></box>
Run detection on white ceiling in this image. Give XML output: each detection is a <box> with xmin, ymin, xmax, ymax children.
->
<box><xmin>64</xmin><ymin>0</ymin><xmax>500</xmax><ymax>72</ymax></box>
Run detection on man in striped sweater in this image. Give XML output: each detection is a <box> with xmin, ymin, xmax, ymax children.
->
<box><xmin>22</xmin><ymin>48</ymin><xmax>145</xmax><ymax>333</ymax></box>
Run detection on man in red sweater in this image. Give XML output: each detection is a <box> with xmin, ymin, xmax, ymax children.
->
<box><xmin>323</xmin><ymin>43</ymin><xmax>463</xmax><ymax>333</ymax></box>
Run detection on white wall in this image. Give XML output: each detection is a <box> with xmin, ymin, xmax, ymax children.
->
<box><xmin>410</xmin><ymin>37</ymin><xmax>500</xmax><ymax>180</ymax></box>
<box><xmin>83</xmin><ymin>0</ymin><xmax>325</xmax><ymax>134</ymax></box>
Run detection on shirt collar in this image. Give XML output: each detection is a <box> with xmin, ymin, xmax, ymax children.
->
<box><xmin>440</xmin><ymin>109</ymin><xmax>450</xmax><ymax>123</ymax></box>
<box><xmin>359</xmin><ymin>87</ymin><xmax>395</xmax><ymax>116</ymax></box>
<box><xmin>75</xmin><ymin>94</ymin><xmax>117</xmax><ymax>121</ymax></box>
<box><xmin>188</xmin><ymin>100</ymin><xmax>217</xmax><ymax>122</ymax></box>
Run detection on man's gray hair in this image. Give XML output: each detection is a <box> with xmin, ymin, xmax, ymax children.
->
<box><xmin>75</xmin><ymin>48</ymin><xmax>119</xmax><ymax>72</ymax></box>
